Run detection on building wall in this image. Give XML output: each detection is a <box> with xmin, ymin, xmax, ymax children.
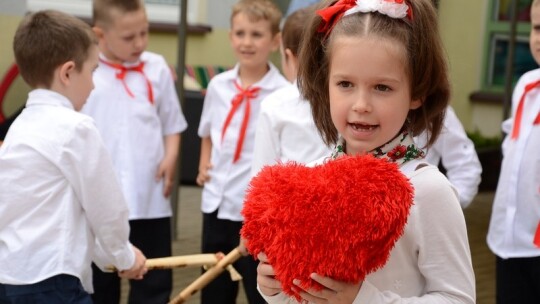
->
<box><xmin>438</xmin><ymin>0</ymin><xmax>502</xmax><ymax>137</ymax></box>
<box><xmin>0</xmin><ymin>0</ymin><xmax>504</xmax><ymax>137</ymax></box>
<box><xmin>0</xmin><ymin>0</ymin><xmax>29</xmax><ymax>116</ymax></box>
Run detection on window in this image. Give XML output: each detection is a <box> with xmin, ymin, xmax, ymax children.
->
<box><xmin>482</xmin><ymin>0</ymin><xmax>536</xmax><ymax>91</ymax></box>
<box><xmin>27</xmin><ymin>0</ymin><xmax>200</xmax><ymax>24</ymax></box>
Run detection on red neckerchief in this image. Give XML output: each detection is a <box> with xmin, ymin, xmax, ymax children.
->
<box><xmin>99</xmin><ymin>58</ymin><xmax>154</xmax><ymax>104</ymax></box>
<box><xmin>510</xmin><ymin>80</ymin><xmax>540</xmax><ymax>140</ymax></box>
<box><xmin>221</xmin><ymin>81</ymin><xmax>260</xmax><ymax>163</ymax></box>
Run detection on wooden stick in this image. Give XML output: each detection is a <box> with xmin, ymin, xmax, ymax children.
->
<box><xmin>169</xmin><ymin>247</ymin><xmax>243</xmax><ymax>304</ymax></box>
<box><xmin>105</xmin><ymin>254</ymin><xmax>218</xmax><ymax>272</ymax></box>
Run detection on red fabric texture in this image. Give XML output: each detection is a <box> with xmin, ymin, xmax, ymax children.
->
<box><xmin>241</xmin><ymin>155</ymin><xmax>414</xmax><ymax>301</ymax></box>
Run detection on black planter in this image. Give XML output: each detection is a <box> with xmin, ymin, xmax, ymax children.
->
<box><xmin>477</xmin><ymin>147</ymin><xmax>502</xmax><ymax>192</ymax></box>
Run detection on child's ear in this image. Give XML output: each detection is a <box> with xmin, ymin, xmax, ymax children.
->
<box><xmin>58</xmin><ymin>61</ymin><xmax>76</xmax><ymax>86</ymax></box>
<box><xmin>409</xmin><ymin>98</ymin><xmax>422</xmax><ymax>110</ymax></box>
<box><xmin>93</xmin><ymin>26</ymin><xmax>104</xmax><ymax>39</ymax></box>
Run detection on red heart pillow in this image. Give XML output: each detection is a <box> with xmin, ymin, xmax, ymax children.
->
<box><xmin>241</xmin><ymin>155</ymin><xmax>414</xmax><ymax>301</ymax></box>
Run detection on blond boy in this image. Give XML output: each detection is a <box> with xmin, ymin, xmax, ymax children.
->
<box><xmin>196</xmin><ymin>0</ymin><xmax>288</xmax><ymax>303</ymax></box>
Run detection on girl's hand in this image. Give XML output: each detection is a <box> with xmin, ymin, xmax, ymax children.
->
<box><xmin>196</xmin><ymin>163</ymin><xmax>212</xmax><ymax>186</ymax></box>
<box><xmin>293</xmin><ymin>273</ymin><xmax>362</xmax><ymax>304</ymax></box>
<box><xmin>257</xmin><ymin>252</ymin><xmax>283</xmax><ymax>297</ymax></box>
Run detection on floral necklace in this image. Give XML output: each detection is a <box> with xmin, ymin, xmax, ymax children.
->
<box><xmin>330</xmin><ymin>129</ymin><xmax>425</xmax><ymax>166</ymax></box>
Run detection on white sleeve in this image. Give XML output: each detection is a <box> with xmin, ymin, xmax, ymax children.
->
<box><xmin>198</xmin><ymin>81</ymin><xmax>217</xmax><ymax>138</ymax></box>
<box><xmin>251</xmin><ymin>102</ymin><xmax>281</xmax><ymax>177</ymax></box>
<box><xmin>434</xmin><ymin>107</ymin><xmax>482</xmax><ymax>208</ymax></box>
<box><xmin>156</xmin><ymin>57</ymin><xmax>187</xmax><ymax>135</ymax></box>
<box><xmin>354</xmin><ymin>169</ymin><xmax>475</xmax><ymax>304</ymax></box>
<box><xmin>60</xmin><ymin>119</ymin><xmax>134</xmax><ymax>271</ymax></box>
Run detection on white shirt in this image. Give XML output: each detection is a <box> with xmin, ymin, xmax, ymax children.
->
<box><xmin>251</xmin><ymin>82</ymin><xmax>332</xmax><ymax>176</ymax></box>
<box><xmin>82</xmin><ymin>51</ymin><xmax>187</xmax><ymax>220</ymax></box>
<box><xmin>262</xmin><ymin>160</ymin><xmax>475</xmax><ymax>304</ymax></box>
<box><xmin>198</xmin><ymin>63</ymin><xmax>289</xmax><ymax>221</ymax></box>
<box><xmin>414</xmin><ymin>106</ymin><xmax>482</xmax><ymax>208</ymax></box>
<box><xmin>487</xmin><ymin>68</ymin><xmax>540</xmax><ymax>259</ymax></box>
<box><xmin>0</xmin><ymin>89</ymin><xmax>134</xmax><ymax>292</ymax></box>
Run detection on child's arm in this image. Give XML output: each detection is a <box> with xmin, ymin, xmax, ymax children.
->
<box><xmin>118</xmin><ymin>246</ymin><xmax>148</xmax><ymax>280</ymax></box>
<box><xmin>196</xmin><ymin>136</ymin><xmax>213</xmax><ymax>186</ymax></box>
<box><xmin>156</xmin><ymin>133</ymin><xmax>180</xmax><ymax>198</ymax></box>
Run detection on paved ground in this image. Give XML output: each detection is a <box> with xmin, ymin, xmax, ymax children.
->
<box><xmin>120</xmin><ymin>186</ymin><xmax>496</xmax><ymax>304</ymax></box>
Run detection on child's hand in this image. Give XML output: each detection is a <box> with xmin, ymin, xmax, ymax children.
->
<box><xmin>156</xmin><ymin>156</ymin><xmax>176</xmax><ymax>198</ymax></box>
<box><xmin>118</xmin><ymin>246</ymin><xmax>147</xmax><ymax>280</ymax></box>
<box><xmin>196</xmin><ymin>163</ymin><xmax>213</xmax><ymax>186</ymax></box>
<box><xmin>257</xmin><ymin>252</ymin><xmax>283</xmax><ymax>297</ymax></box>
<box><xmin>293</xmin><ymin>273</ymin><xmax>362</xmax><ymax>304</ymax></box>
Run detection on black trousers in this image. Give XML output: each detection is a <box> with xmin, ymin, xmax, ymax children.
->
<box><xmin>496</xmin><ymin>255</ymin><xmax>540</xmax><ymax>304</ymax></box>
<box><xmin>91</xmin><ymin>217</ymin><xmax>173</xmax><ymax>304</ymax></box>
<box><xmin>200</xmin><ymin>211</ymin><xmax>265</xmax><ymax>304</ymax></box>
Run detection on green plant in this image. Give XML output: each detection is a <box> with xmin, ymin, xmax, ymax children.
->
<box><xmin>466</xmin><ymin>130</ymin><xmax>502</xmax><ymax>149</ymax></box>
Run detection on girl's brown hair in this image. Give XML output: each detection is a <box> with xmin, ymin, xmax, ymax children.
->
<box><xmin>298</xmin><ymin>0</ymin><xmax>450</xmax><ymax>148</ymax></box>
<box><xmin>282</xmin><ymin>6</ymin><xmax>314</xmax><ymax>57</ymax></box>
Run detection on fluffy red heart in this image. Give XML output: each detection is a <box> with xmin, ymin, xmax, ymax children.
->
<box><xmin>241</xmin><ymin>154</ymin><xmax>414</xmax><ymax>301</ymax></box>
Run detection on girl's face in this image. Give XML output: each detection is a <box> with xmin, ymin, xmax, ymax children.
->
<box><xmin>328</xmin><ymin>36</ymin><xmax>421</xmax><ymax>155</ymax></box>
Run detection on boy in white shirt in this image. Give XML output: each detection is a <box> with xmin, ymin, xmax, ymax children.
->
<box><xmin>251</xmin><ymin>6</ymin><xmax>332</xmax><ymax>176</ymax></box>
<box><xmin>487</xmin><ymin>1</ymin><xmax>540</xmax><ymax>302</ymax></box>
<box><xmin>195</xmin><ymin>0</ymin><xmax>288</xmax><ymax>302</ymax></box>
<box><xmin>414</xmin><ymin>106</ymin><xmax>482</xmax><ymax>208</ymax></box>
<box><xmin>81</xmin><ymin>0</ymin><xmax>188</xmax><ymax>303</ymax></box>
<box><xmin>0</xmin><ymin>10</ymin><xmax>146</xmax><ymax>303</ymax></box>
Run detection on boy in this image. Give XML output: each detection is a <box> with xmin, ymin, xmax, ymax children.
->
<box><xmin>81</xmin><ymin>0</ymin><xmax>187</xmax><ymax>303</ymax></box>
<box><xmin>487</xmin><ymin>0</ymin><xmax>540</xmax><ymax>303</ymax></box>
<box><xmin>196</xmin><ymin>0</ymin><xmax>288</xmax><ymax>303</ymax></box>
<box><xmin>0</xmin><ymin>10</ymin><xmax>146</xmax><ymax>303</ymax></box>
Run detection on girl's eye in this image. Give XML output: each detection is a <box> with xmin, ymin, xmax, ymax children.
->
<box><xmin>337</xmin><ymin>81</ymin><xmax>352</xmax><ymax>88</ymax></box>
<box><xmin>375</xmin><ymin>84</ymin><xmax>391</xmax><ymax>92</ymax></box>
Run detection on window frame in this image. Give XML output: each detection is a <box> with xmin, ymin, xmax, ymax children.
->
<box><xmin>481</xmin><ymin>0</ymin><xmax>533</xmax><ymax>93</ymax></box>
<box><xmin>26</xmin><ymin>0</ymin><xmax>201</xmax><ymax>25</ymax></box>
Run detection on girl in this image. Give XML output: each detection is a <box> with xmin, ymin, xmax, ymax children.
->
<box><xmin>256</xmin><ymin>0</ymin><xmax>476</xmax><ymax>303</ymax></box>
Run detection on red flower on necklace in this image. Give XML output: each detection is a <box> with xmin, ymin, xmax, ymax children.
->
<box><xmin>387</xmin><ymin>145</ymin><xmax>407</xmax><ymax>160</ymax></box>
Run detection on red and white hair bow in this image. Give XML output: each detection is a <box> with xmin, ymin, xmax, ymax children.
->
<box><xmin>318</xmin><ymin>0</ymin><xmax>412</xmax><ymax>33</ymax></box>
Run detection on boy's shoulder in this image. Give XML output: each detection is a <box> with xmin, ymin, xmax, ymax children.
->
<box><xmin>516</xmin><ymin>67</ymin><xmax>540</xmax><ymax>86</ymax></box>
<box><xmin>139</xmin><ymin>51</ymin><xmax>167</xmax><ymax>66</ymax></box>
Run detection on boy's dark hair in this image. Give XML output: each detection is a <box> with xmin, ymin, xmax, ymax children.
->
<box><xmin>298</xmin><ymin>0</ymin><xmax>450</xmax><ymax>148</ymax></box>
<box><xmin>93</xmin><ymin>0</ymin><xmax>144</xmax><ymax>27</ymax></box>
<box><xmin>231</xmin><ymin>0</ymin><xmax>282</xmax><ymax>36</ymax></box>
<box><xmin>13</xmin><ymin>10</ymin><xmax>97</xmax><ymax>88</ymax></box>
<box><xmin>282</xmin><ymin>6</ymin><xmax>314</xmax><ymax>57</ymax></box>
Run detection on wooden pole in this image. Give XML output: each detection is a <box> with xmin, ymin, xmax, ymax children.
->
<box><xmin>169</xmin><ymin>248</ymin><xmax>243</xmax><ymax>304</ymax></box>
<box><xmin>170</xmin><ymin>0</ymin><xmax>188</xmax><ymax>240</ymax></box>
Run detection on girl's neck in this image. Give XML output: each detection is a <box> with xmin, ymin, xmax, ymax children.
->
<box><xmin>237</xmin><ymin>64</ymin><xmax>269</xmax><ymax>88</ymax></box>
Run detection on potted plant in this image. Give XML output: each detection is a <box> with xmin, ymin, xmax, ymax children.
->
<box><xmin>467</xmin><ymin>130</ymin><xmax>503</xmax><ymax>192</ymax></box>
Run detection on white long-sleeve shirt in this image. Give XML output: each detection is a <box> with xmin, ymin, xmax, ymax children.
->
<box><xmin>487</xmin><ymin>68</ymin><xmax>540</xmax><ymax>259</ymax></box>
<box><xmin>0</xmin><ymin>89</ymin><xmax>134</xmax><ymax>292</ymax></box>
<box><xmin>261</xmin><ymin>160</ymin><xmax>475</xmax><ymax>303</ymax></box>
<box><xmin>251</xmin><ymin>82</ymin><xmax>331</xmax><ymax>176</ymax></box>
<box><xmin>82</xmin><ymin>51</ymin><xmax>187</xmax><ymax>220</ymax></box>
<box><xmin>414</xmin><ymin>106</ymin><xmax>482</xmax><ymax>208</ymax></box>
